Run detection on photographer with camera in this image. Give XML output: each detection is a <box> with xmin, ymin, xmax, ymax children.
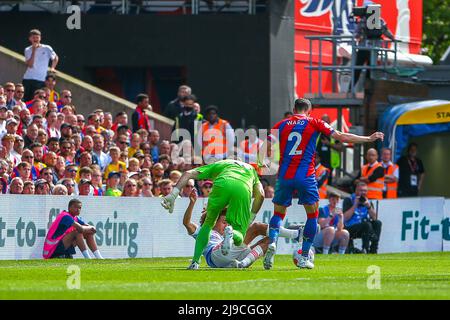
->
<box><xmin>343</xmin><ymin>181</ymin><xmax>382</xmax><ymax>254</ymax></box>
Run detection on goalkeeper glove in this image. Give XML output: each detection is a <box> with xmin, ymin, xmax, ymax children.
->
<box><xmin>161</xmin><ymin>187</ymin><xmax>180</xmax><ymax>213</ymax></box>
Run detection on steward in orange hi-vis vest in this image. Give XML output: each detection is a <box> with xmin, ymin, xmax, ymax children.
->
<box><xmin>315</xmin><ymin>163</ymin><xmax>330</xmax><ymax>199</ymax></box>
<box><xmin>382</xmin><ymin>162</ymin><xmax>399</xmax><ymax>198</ymax></box>
<box><xmin>361</xmin><ymin>161</ymin><xmax>385</xmax><ymax>200</ymax></box>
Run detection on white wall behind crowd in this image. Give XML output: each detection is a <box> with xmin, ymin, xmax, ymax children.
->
<box><xmin>0</xmin><ymin>196</ymin><xmax>449</xmax><ymax>260</ymax></box>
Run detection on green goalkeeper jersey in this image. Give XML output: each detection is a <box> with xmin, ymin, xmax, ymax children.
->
<box><xmin>196</xmin><ymin>159</ymin><xmax>259</xmax><ymax>193</ymax></box>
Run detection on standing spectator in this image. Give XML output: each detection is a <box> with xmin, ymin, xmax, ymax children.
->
<box><xmin>316</xmin><ymin>114</ymin><xmax>343</xmax><ymax>185</ymax></box>
<box><xmin>4</xmin><ymin>82</ymin><xmax>17</xmax><ymax>110</ymax></box>
<box><xmin>148</xmin><ymin>130</ymin><xmax>160</xmax><ymax>163</ymax></box>
<box><xmin>314</xmin><ymin>193</ymin><xmax>349</xmax><ymax>254</ymax></box>
<box><xmin>397</xmin><ymin>143</ymin><xmax>425</xmax><ymax>197</ymax></box>
<box><xmin>132</xmin><ymin>94</ymin><xmax>152</xmax><ymax>132</ymax></box>
<box><xmin>44</xmin><ymin>73</ymin><xmax>59</xmax><ymax>103</ymax></box>
<box><xmin>381</xmin><ymin>147</ymin><xmax>399</xmax><ymax>199</ymax></box>
<box><xmin>173</xmin><ymin>94</ymin><xmax>201</xmax><ymax>144</ymax></box>
<box><xmin>105</xmin><ymin>171</ymin><xmax>122</xmax><ymax>196</ymax></box>
<box><xmin>111</xmin><ymin>111</ymin><xmax>128</xmax><ymax>134</ymax></box>
<box><xmin>200</xmin><ymin>105</ymin><xmax>235</xmax><ymax>163</ymax></box>
<box><xmin>165</xmin><ymin>85</ymin><xmax>191</xmax><ymax>120</ymax></box>
<box><xmin>356</xmin><ymin>148</ymin><xmax>384</xmax><ymax>200</ymax></box>
<box><xmin>23</xmin><ymin>29</ymin><xmax>59</xmax><ymax>101</ymax></box>
<box><xmin>343</xmin><ymin>182</ymin><xmax>382</xmax><ymax>254</ymax></box>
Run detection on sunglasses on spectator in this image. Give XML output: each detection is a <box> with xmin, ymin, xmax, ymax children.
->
<box><xmin>118</xmin><ymin>141</ymin><xmax>128</xmax><ymax>144</ymax></box>
<box><xmin>78</xmin><ymin>119</ymin><xmax>85</xmax><ymax>123</ymax></box>
<box><xmin>23</xmin><ymin>155</ymin><xmax>34</xmax><ymax>159</ymax></box>
<box><xmin>6</xmin><ymin>89</ymin><xmax>14</xmax><ymax>92</ymax></box>
<box><xmin>68</xmin><ymin>169</ymin><xmax>77</xmax><ymax>173</ymax></box>
<box><xmin>64</xmin><ymin>96</ymin><xmax>72</xmax><ymax>98</ymax></box>
<box><xmin>64</xmin><ymin>183</ymin><xmax>75</xmax><ymax>187</ymax></box>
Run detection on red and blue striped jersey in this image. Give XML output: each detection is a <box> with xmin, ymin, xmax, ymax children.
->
<box><xmin>270</xmin><ymin>114</ymin><xmax>334</xmax><ymax>180</ymax></box>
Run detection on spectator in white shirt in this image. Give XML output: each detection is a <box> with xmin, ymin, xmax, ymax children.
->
<box><xmin>23</xmin><ymin>29</ymin><xmax>59</xmax><ymax>101</ymax></box>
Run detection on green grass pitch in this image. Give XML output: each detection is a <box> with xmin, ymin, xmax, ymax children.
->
<box><xmin>1</xmin><ymin>252</ymin><xmax>449</xmax><ymax>299</ymax></box>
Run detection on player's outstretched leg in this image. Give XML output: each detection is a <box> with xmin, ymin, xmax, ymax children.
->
<box><xmin>299</xmin><ymin>203</ymin><xmax>319</xmax><ymax>269</ymax></box>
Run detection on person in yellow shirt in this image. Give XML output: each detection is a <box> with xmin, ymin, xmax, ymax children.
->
<box><xmin>127</xmin><ymin>133</ymin><xmax>143</xmax><ymax>158</ymax></box>
<box><xmin>104</xmin><ymin>147</ymin><xmax>126</xmax><ymax>180</ymax></box>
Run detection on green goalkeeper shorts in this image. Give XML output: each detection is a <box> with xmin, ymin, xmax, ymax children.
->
<box><xmin>203</xmin><ymin>178</ymin><xmax>252</xmax><ymax>236</ymax></box>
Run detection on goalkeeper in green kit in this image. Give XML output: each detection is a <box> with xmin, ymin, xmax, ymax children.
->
<box><xmin>161</xmin><ymin>159</ymin><xmax>265</xmax><ymax>269</ymax></box>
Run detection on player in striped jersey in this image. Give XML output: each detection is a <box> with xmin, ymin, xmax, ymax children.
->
<box><xmin>261</xmin><ymin>98</ymin><xmax>384</xmax><ymax>269</ymax></box>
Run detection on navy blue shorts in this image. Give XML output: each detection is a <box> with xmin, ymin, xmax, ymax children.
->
<box><xmin>50</xmin><ymin>241</ymin><xmax>76</xmax><ymax>259</ymax></box>
<box><xmin>272</xmin><ymin>174</ymin><xmax>319</xmax><ymax>207</ymax></box>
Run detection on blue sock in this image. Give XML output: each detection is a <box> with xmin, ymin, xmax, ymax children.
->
<box><xmin>302</xmin><ymin>217</ymin><xmax>318</xmax><ymax>257</ymax></box>
<box><xmin>268</xmin><ymin>215</ymin><xmax>283</xmax><ymax>244</ymax></box>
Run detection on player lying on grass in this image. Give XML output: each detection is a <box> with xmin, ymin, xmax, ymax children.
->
<box><xmin>183</xmin><ymin>189</ymin><xmax>302</xmax><ymax>268</ymax></box>
<box><xmin>162</xmin><ymin>159</ymin><xmax>265</xmax><ymax>269</ymax></box>
<box><xmin>43</xmin><ymin>199</ymin><xmax>104</xmax><ymax>259</ymax></box>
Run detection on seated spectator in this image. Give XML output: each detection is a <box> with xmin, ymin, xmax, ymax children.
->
<box><xmin>313</xmin><ymin>193</ymin><xmax>349</xmax><ymax>254</ymax></box>
<box><xmin>30</xmin><ymin>142</ymin><xmax>46</xmax><ymax>171</ymax></box>
<box><xmin>43</xmin><ymin>199</ymin><xmax>104</xmax><ymax>259</ymax></box>
<box><xmin>169</xmin><ymin>170</ymin><xmax>182</xmax><ymax>185</ymax></box>
<box><xmin>105</xmin><ymin>171</ymin><xmax>122</xmax><ymax>197</ymax></box>
<box><xmin>20</xmin><ymin>149</ymin><xmax>39</xmax><ymax>181</ymax></box>
<box><xmin>78</xmin><ymin>178</ymin><xmax>92</xmax><ymax>196</ymax></box>
<box><xmin>159</xmin><ymin>154</ymin><xmax>171</xmax><ymax>177</ymax></box>
<box><xmin>128</xmin><ymin>157</ymin><xmax>140</xmax><ymax>173</ymax></box>
<box><xmin>139</xmin><ymin>168</ymin><xmax>151</xmax><ymax>180</ymax></box>
<box><xmin>151</xmin><ymin>162</ymin><xmax>164</xmax><ymax>186</ymax></box>
<box><xmin>159</xmin><ymin>179</ymin><xmax>173</xmax><ymax>197</ymax></box>
<box><xmin>54</xmin><ymin>156</ymin><xmax>66</xmax><ymax>180</ymax></box>
<box><xmin>15</xmin><ymin>162</ymin><xmax>32</xmax><ymax>182</ymax></box>
<box><xmin>128</xmin><ymin>133</ymin><xmax>143</xmax><ymax>158</ymax></box>
<box><xmin>343</xmin><ymin>182</ymin><xmax>382</xmax><ymax>254</ymax></box>
<box><xmin>180</xmin><ymin>179</ymin><xmax>196</xmax><ymax>197</ymax></box>
<box><xmin>122</xmin><ymin>178</ymin><xmax>139</xmax><ymax>197</ymax></box>
<box><xmin>53</xmin><ymin>184</ymin><xmax>68</xmax><ymax>195</ymax></box>
<box><xmin>35</xmin><ymin>178</ymin><xmax>52</xmax><ymax>195</ymax></box>
<box><xmin>23</xmin><ymin>181</ymin><xmax>35</xmax><ymax>194</ymax></box>
<box><xmin>91</xmin><ymin>168</ymin><xmax>104</xmax><ymax>196</ymax></box>
<box><xmin>148</xmin><ymin>130</ymin><xmax>160</xmax><ymax>163</ymax></box>
<box><xmin>136</xmin><ymin>128</ymin><xmax>149</xmax><ymax>143</ymax></box>
<box><xmin>315</xmin><ymin>153</ymin><xmax>330</xmax><ymax>199</ymax></box>
<box><xmin>9</xmin><ymin>177</ymin><xmax>24</xmax><ymax>194</ymax></box>
<box><xmin>200</xmin><ymin>180</ymin><xmax>213</xmax><ymax>197</ymax></box>
<box><xmin>104</xmin><ymin>147</ymin><xmax>126</xmax><ymax>180</ymax></box>
<box><xmin>60</xmin><ymin>178</ymin><xmax>75</xmax><ymax>196</ymax></box>
<box><xmin>40</xmin><ymin>167</ymin><xmax>55</xmax><ymax>187</ymax></box>
<box><xmin>140</xmin><ymin>177</ymin><xmax>153</xmax><ymax>197</ymax></box>
<box><xmin>159</xmin><ymin>140</ymin><xmax>171</xmax><ymax>156</ymax></box>
<box><xmin>92</xmin><ymin>134</ymin><xmax>109</xmax><ymax>171</ymax></box>
<box><xmin>264</xmin><ymin>185</ymin><xmax>274</xmax><ymax>198</ymax></box>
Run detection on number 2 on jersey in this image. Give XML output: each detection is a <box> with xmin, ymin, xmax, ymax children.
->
<box><xmin>288</xmin><ymin>132</ymin><xmax>302</xmax><ymax>156</ymax></box>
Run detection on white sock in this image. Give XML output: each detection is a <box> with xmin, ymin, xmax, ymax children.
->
<box><xmin>241</xmin><ymin>245</ymin><xmax>264</xmax><ymax>268</ymax></box>
<box><xmin>266</xmin><ymin>225</ymin><xmax>299</xmax><ymax>239</ymax></box>
<box><xmin>82</xmin><ymin>250</ymin><xmax>92</xmax><ymax>259</ymax></box>
<box><xmin>338</xmin><ymin>247</ymin><xmax>347</xmax><ymax>254</ymax></box>
<box><xmin>93</xmin><ymin>250</ymin><xmax>104</xmax><ymax>259</ymax></box>
<box><xmin>323</xmin><ymin>246</ymin><xmax>330</xmax><ymax>254</ymax></box>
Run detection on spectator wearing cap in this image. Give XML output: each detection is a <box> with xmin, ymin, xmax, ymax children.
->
<box><xmin>78</xmin><ymin>178</ymin><xmax>93</xmax><ymax>196</ymax></box>
<box><xmin>40</xmin><ymin>167</ymin><xmax>56</xmax><ymax>187</ymax></box>
<box><xmin>199</xmin><ymin>105</ymin><xmax>235</xmax><ymax>163</ymax></box>
<box><xmin>132</xmin><ymin>93</ymin><xmax>152</xmax><ymax>133</ymax></box>
<box><xmin>151</xmin><ymin>162</ymin><xmax>164</xmax><ymax>186</ymax></box>
<box><xmin>35</xmin><ymin>178</ymin><xmax>51</xmax><ymax>195</ymax></box>
<box><xmin>4</xmin><ymin>82</ymin><xmax>17</xmax><ymax>110</ymax></box>
<box><xmin>173</xmin><ymin>94</ymin><xmax>201</xmax><ymax>145</ymax></box>
<box><xmin>44</xmin><ymin>74</ymin><xmax>59</xmax><ymax>103</ymax></box>
<box><xmin>2</xmin><ymin>134</ymin><xmax>20</xmax><ymax>166</ymax></box>
<box><xmin>60</xmin><ymin>140</ymin><xmax>74</xmax><ymax>164</ymax></box>
<box><xmin>200</xmin><ymin>180</ymin><xmax>213</xmax><ymax>197</ymax></box>
<box><xmin>128</xmin><ymin>133</ymin><xmax>143</xmax><ymax>158</ymax></box>
<box><xmin>105</xmin><ymin>171</ymin><xmax>122</xmax><ymax>196</ymax></box>
<box><xmin>23</xmin><ymin>29</ymin><xmax>59</xmax><ymax>101</ymax></box>
<box><xmin>9</xmin><ymin>177</ymin><xmax>24</xmax><ymax>194</ymax></box>
<box><xmin>104</xmin><ymin>147</ymin><xmax>126</xmax><ymax>180</ymax></box>
<box><xmin>23</xmin><ymin>181</ymin><xmax>35</xmax><ymax>194</ymax></box>
<box><xmin>59</xmin><ymin>123</ymin><xmax>73</xmax><ymax>142</ymax></box>
<box><xmin>165</xmin><ymin>85</ymin><xmax>192</xmax><ymax>120</ymax></box>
